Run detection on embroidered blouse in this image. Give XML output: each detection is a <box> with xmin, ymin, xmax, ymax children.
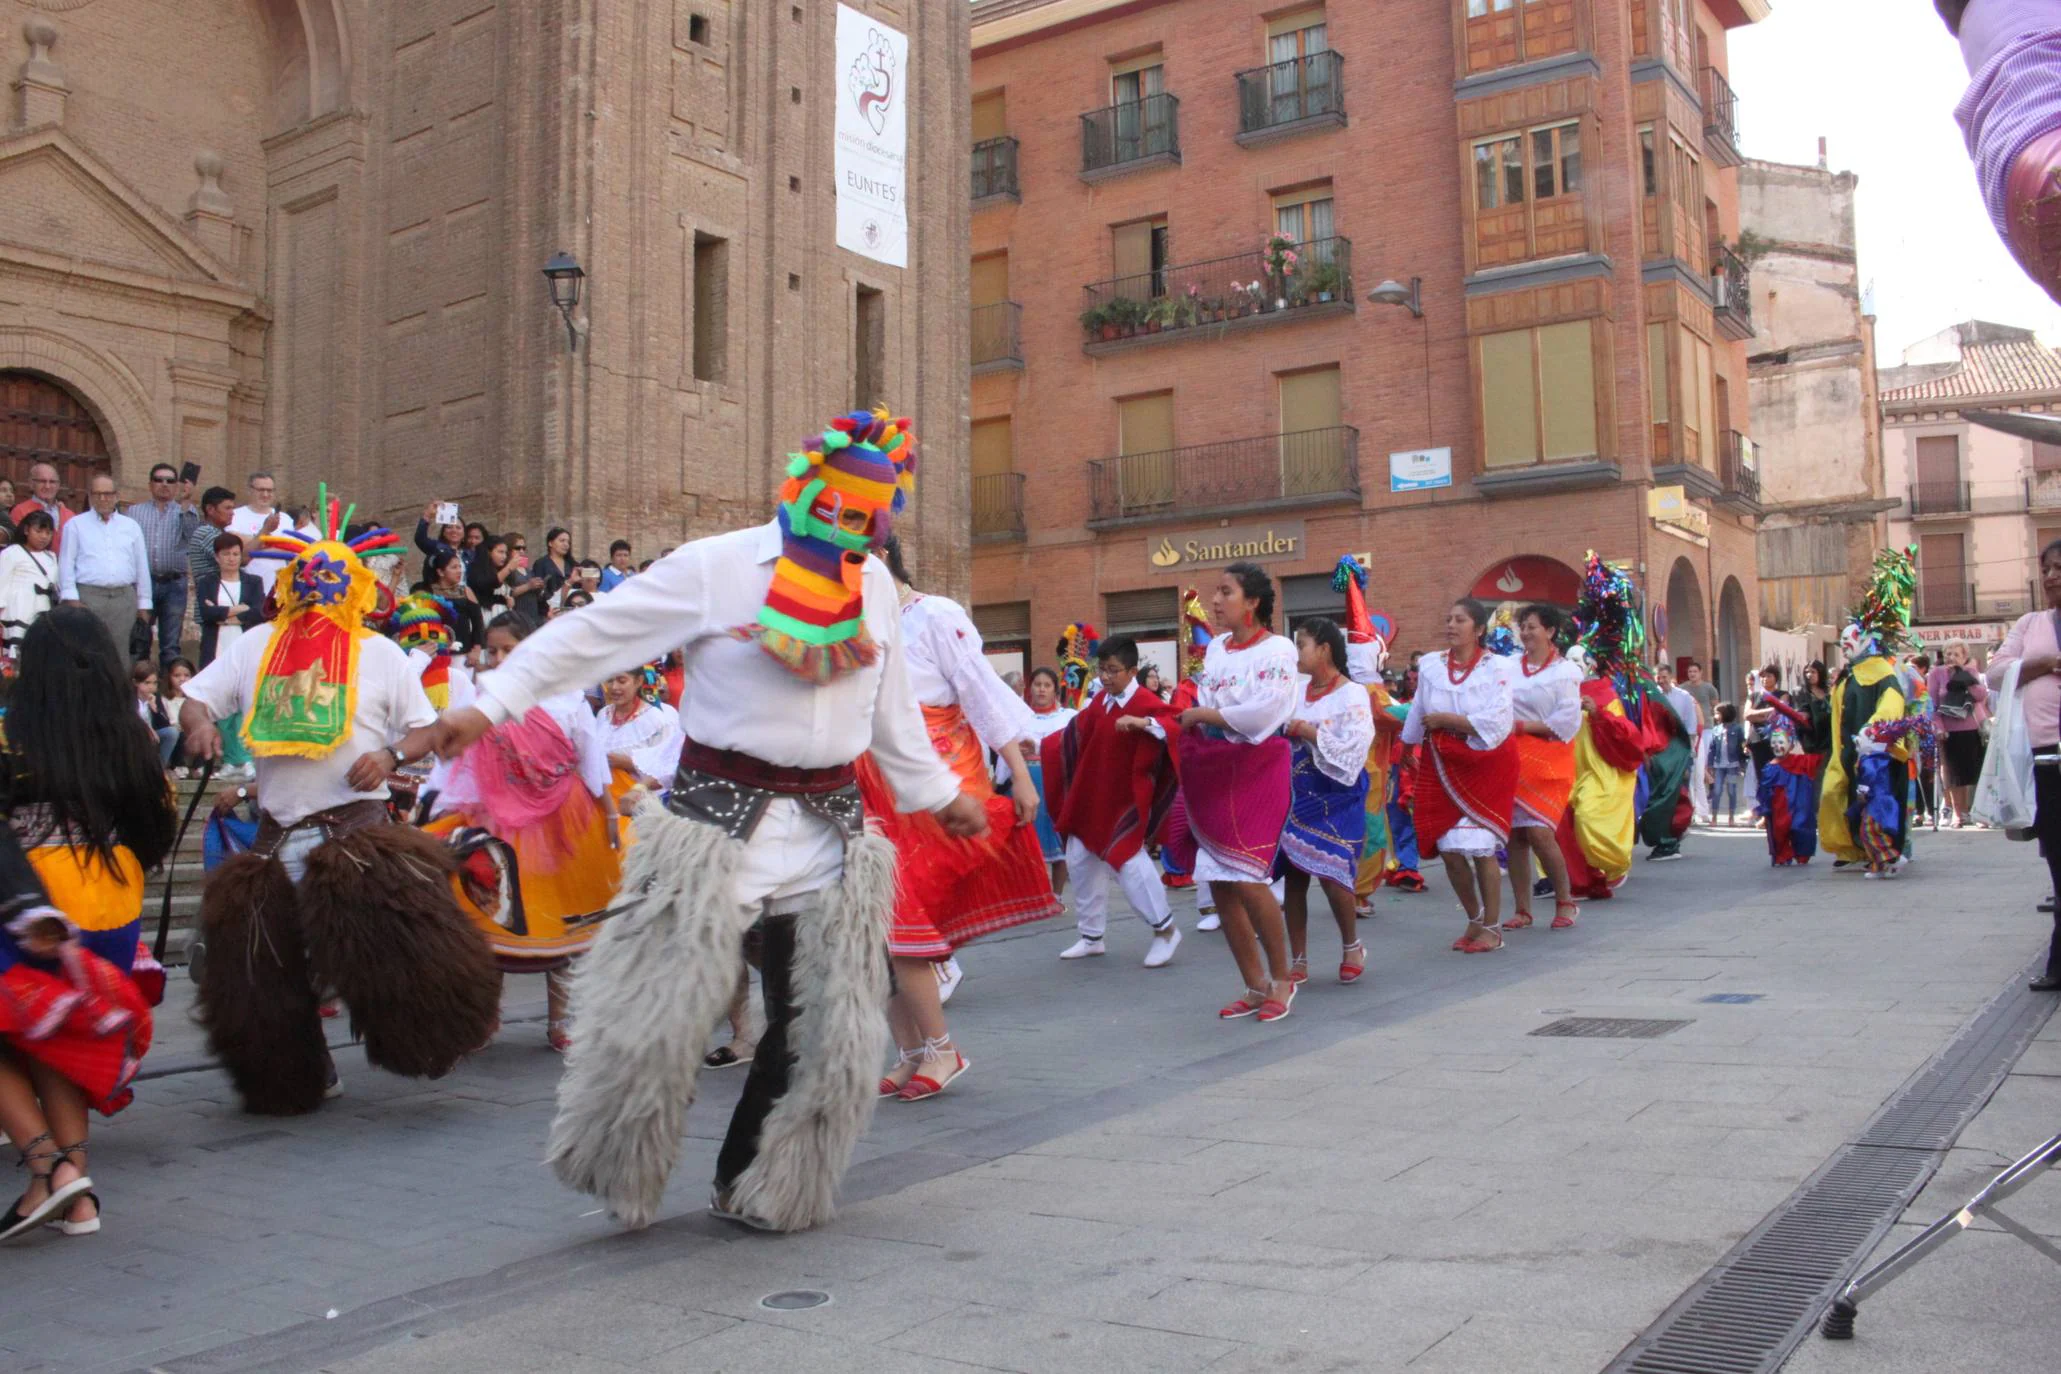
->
<box><xmin>1400</xmin><ymin>649</ymin><xmax>1515</xmax><ymax>752</ymax></box>
<box><xmin>1510</xmin><ymin>655</ymin><xmax>1582</xmax><ymax>743</ymax></box>
<box><xmin>901</xmin><ymin>594</ymin><xmax>1039</xmax><ymax>751</ymax></box>
<box><xmin>431</xmin><ymin>691</ymin><xmax>610</xmax><ymax>818</ymax></box>
<box><xmin>1194</xmin><ymin>632</ymin><xmax>1300</xmax><ymax>744</ymax></box>
<box><xmin>1292</xmin><ymin>678</ymin><xmax>1374</xmax><ymax>786</ymax></box>
<box><xmin>595</xmin><ymin>697</ymin><xmax>684</xmax><ymax>784</ymax></box>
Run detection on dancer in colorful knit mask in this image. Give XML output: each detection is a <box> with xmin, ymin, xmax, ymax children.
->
<box><xmin>418</xmin><ymin>407</ymin><xmax>989</xmax><ymax>1234</ymax></box>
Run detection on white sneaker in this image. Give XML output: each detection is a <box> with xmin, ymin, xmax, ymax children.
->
<box><xmin>1059</xmin><ymin>937</ymin><xmax>1106</xmax><ymax>960</ymax></box>
<box><xmin>933</xmin><ymin>957</ymin><xmax>963</xmax><ymax>1004</ymax></box>
<box><xmin>1196</xmin><ymin>911</ymin><xmax>1221</xmax><ymax>932</ymax></box>
<box><xmin>1143</xmin><ymin>923</ymin><xmax>1181</xmax><ymax>968</ymax></box>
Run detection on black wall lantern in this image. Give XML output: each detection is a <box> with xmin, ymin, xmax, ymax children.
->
<box><xmin>543</xmin><ymin>251</ymin><xmax>585</xmax><ymax>352</ymax></box>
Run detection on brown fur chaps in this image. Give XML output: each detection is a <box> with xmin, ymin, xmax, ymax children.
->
<box><xmin>194</xmin><ymin>852</ymin><xmax>329</xmax><ymax>1115</ymax></box>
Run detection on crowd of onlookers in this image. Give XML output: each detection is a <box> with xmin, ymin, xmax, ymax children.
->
<box><xmin>0</xmin><ymin>467</ymin><xmax>662</xmax><ymax>777</ymax></box>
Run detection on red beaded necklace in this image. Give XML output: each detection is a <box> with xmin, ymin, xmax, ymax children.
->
<box><xmin>1305</xmin><ymin>672</ymin><xmax>1344</xmax><ymax>703</ymax></box>
<box><xmin>1522</xmin><ymin>650</ymin><xmax>1558</xmax><ymax>678</ymax></box>
<box><xmin>1226</xmin><ymin>627</ymin><xmax>1269</xmax><ymax>651</ymax></box>
<box><xmin>1447</xmin><ymin>648</ymin><xmax>1484</xmax><ymax>684</ymax></box>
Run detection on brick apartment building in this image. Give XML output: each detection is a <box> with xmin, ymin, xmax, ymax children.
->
<box><xmin>967</xmin><ymin>0</ymin><xmax>1768</xmax><ymax>684</ymax></box>
<box><xmin>0</xmin><ymin>0</ymin><xmax>973</xmax><ymax>589</ymax></box>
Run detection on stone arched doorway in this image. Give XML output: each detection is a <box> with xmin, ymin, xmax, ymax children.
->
<box><xmin>1718</xmin><ymin>576</ymin><xmax>1751</xmax><ymax>691</ymax></box>
<box><xmin>1664</xmin><ymin>555</ymin><xmax>1708</xmax><ymax>675</ymax></box>
<box><xmin>0</xmin><ymin>371</ymin><xmax>112</xmax><ymax>511</ymax></box>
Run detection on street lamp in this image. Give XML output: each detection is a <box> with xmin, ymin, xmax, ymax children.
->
<box><xmin>1368</xmin><ymin>276</ymin><xmax>1423</xmax><ymax>318</ymax></box>
<box><xmin>542</xmin><ymin>251</ymin><xmax>585</xmax><ymax>352</ymax></box>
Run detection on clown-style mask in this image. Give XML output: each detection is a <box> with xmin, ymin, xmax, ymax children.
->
<box><xmin>1840</xmin><ymin>622</ymin><xmax>1876</xmax><ymax>661</ymax></box>
<box><xmin>781</xmin><ymin>410</ymin><xmax>917</xmax><ymax>555</ymax></box>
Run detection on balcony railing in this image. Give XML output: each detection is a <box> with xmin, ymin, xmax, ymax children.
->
<box><xmin>1908</xmin><ymin>480</ymin><xmax>1972</xmax><ymax>517</ymax></box>
<box><xmin>1702</xmin><ymin>66</ymin><xmax>1742</xmax><ymax>167</ymax></box>
<box><xmin>1079</xmin><ymin>237</ymin><xmax>1353</xmax><ymax>351</ymax></box>
<box><xmin>972</xmin><ymin>135</ymin><xmax>1019</xmax><ymax>203</ymax></box>
<box><xmin>1081</xmin><ymin>93</ymin><xmax>1179</xmax><ymax>177</ymax></box>
<box><xmin>1086</xmin><ymin>426</ymin><xmax>1359</xmax><ymax>524</ymax></box>
<box><xmin>1712</xmin><ymin>242</ymin><xmax>1753</xmax><ymax>341</ymax></box>
<box><xmin>1719</xmin><ymin>430</ymin><xmax>1761</xmax><ymax>507</ymax></box>
<box><xmin>1235</xmin><ymin>51</ymin><xmax>1345</xmax><ymax>141</ymax></box>
<box><xmin>972</xmin><ymin>471</ymin><xmax>1026</xmax><ymax>540</ymax></box>
<box><xmin>1916</xmin><ymin>581</ymin><xmax>1975</xmax><ymax>622</ymax></box>
<box><xmin>971</xmin><ymin>301</ymin><xmax>1022</xmax><ymax>372</ymax></box>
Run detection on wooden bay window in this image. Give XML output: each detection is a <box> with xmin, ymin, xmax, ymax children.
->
<box><xmin>1479</xmin><ymin>319</ymin><xmax>1600</xmax><ymax>468</ymax></box>
<box><xmin>1471</xmin><ymin>117</ymin><xmax>1587</xmax><ymax>269</ymax></box>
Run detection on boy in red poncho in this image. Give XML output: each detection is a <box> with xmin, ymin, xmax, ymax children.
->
<box><xmin>1040</xmin><ymin>634</ymin><xmax>1185</xmax><ymax>967</ymax></box>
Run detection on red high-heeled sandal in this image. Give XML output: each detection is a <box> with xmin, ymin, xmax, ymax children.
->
<box><xmin>1551</xmin><ymin>902</ymin><xmax>1579</xmax><ymax>929</ymax></box>
<box><xmin>1339</xmin><ymin>941</ymin><xmax>1368</xmax><ymax>984</ymax></box>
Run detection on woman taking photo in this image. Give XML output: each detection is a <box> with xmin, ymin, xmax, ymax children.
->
<box><xmin>1160</xmin><ymin>563</ymin><xmax>1300</xmax><ymax>1021</ymax></box>
<box><xmin>1503</xmin><ymin>604</ymin><xmax>1582</xmax><ymax>932</ymax></box>
<box><xmin>1988</xmin><ymin>539</ymin><xmax>2061</xmax><ymax>992</ymax></box>
<box><xmin>465</xmin><ymin>535</ymin><xmax>516</xmax><ymax>620</ymax></box>
<box><xmin>0</xmin><ymin>608</ymin><xmax>176</xmax><ymax>1242</ymax></box>
<box><xmin>1929</xmin><ymin>640</ymin><xmax>1991</xmax><ymax>827</ymax></box>
<box><xmin>1400</xmin><ymin>599</ymin><xmax>1518</xmax><ymax>953</ymax></box>
<box><xmin>422</xmin><ymin>549</ymin><xmax>485</xmax><ymax>654</ymax></box>
<box><xmin>1276</xmin><ymin>616</ymin><xmax>1374</xmax><ymax>984</ymax></box>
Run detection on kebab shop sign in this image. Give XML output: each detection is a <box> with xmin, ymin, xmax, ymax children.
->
<box><xmin>1147</xmin><ymin>521</ymin><xmax>1305</xmax><ymax>571</ymax></box>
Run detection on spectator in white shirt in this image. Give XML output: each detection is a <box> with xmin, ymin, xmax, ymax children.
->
<box><xmin>227</xmin><ymin>470</ymin><xmax>288</xmax><ymax>594</ymax></box>
<box><xmin>57</xmin><ymin>474</ymin><xmax>150</xmax><ymax>657</ymax></box>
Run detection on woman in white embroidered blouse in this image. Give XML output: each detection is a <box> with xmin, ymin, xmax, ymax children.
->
<box><xmin>1400</xmin><ymin>599</ymin><xmax>1520</xmax><ymax>953</ymax></box>
<box><xmin>1279</xmin><ymin>617</ymin><xmax>1375</xmax><ymax>985</ymax></box>
<box><xmin>1503</xmin><ymin>604</ymin><xmax>1584</xmax><ymax>933</ymax></box>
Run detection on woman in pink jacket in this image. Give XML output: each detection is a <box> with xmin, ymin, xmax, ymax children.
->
<box><xmin>1987</xmin><ymin>536</ymin><xmax>2061</xmax><ymax>992</ymax></box>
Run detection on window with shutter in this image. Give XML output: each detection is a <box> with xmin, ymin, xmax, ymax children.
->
<box><xmin>1470</xmin><ymin>119</ymin><xmax>1588</xmax><ymax>267</ymax></box>
<box><xmin>971</xmin><ymin>91</ymin><xmax>1007</xmax><ymax>143</ymax></box>
<box><xmin>1647</xmin><ymin>323</ymin><xmax>1670</xmax><ymax>458</ymax></box>
<box><xmin>1481</xmin><ymin>330</ymin><xmax>1539</xmax><ymax>469</ymax></box>
<box><xmin>1479</xmin><ymin>321</ymin><xmax>1600</xmax><ymax>468</ymax></box>
<box><xmin>971</xmin><ymin>417</ymin><xmax>1013</xmax><ymax>478</ymax></box>
<box><xmin>1104</xmin><ymin>586</ymin><xmax>1178</xmax><ymax>635</ymax></box>
<box><xmin>1278</xmin><ymin>366</ymin><xmax>1344</xmax><ymax>497</ymax></box>
<box><xmin>1538</xmin><ymin>322</ymin><xmax>1596</xmax><ymax>461</ymax></box>
<box><xmin>1117</xmin><ymin>393</ymin><xmax>1176</xmax><ymax>511</ymax></box>
<box><xmin>972</xmin><ymin>600</ymin><xmax>1031</xmax><ymax>641</ymax></box>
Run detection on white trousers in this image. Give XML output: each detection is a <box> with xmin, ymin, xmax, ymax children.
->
<box><xmin>1065</xmin><ymin>837</ymin><xmax>1171</xmax><ymax>939</ymax></box>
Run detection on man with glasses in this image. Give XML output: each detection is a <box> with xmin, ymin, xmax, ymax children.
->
<box><xmin>125</xmin><ymin>463</ymin><xmax>198</xmax><ymax>667</ymax></box>
<box><xmin>57</xmin><ymin>473</ymin><xmax>150</xmax><ymax>654</ymax></box>
<box><xmin>229</xmin><ymin>471</ymin><xmax>288</xmax><ymax>595</ymax></box>
<box><xmin>9</xmin><ymin>462</ymin><xmax>74</xmax><ymax>551</ymax></box>
<box><xmin>505</xmin><ymin>534</ymin><xmax>551</xmax><ymax>620</ymax></box>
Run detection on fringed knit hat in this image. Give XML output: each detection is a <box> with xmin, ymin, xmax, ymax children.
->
<box><xmin>741</xmin><ymin>406</ymin><xmax>918</xmax><ymax>683</ymax></box>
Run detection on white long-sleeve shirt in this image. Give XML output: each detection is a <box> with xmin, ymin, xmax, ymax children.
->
<box><xmin>901</xmin><ymin>594</ymin><xmax>1039</xmax><ymax>751</ymax></box>
<box><xmin>1292</xmin><ymin>677</ymin><xmax>1374</xmax><ymax>785</ymax></box>
<box><xmin>1510</xmin><ymin>654</ymin><xmax>1582</xmax><ymax>743</ymax></box>
<box><xmin>471</xmin><ymin>520</ymin><xmax>957</xmax><ymax>814</ymax></box>
<box><xmin>596</xmin><ymin>697</ymin><xmax>685</xmax><ymax>784</ymax></box>
<box><xmin>432</xmin><ymin>691</ymin><xmax>611</xmax><ymax>817</ymax></box>
<box><xmin>1401</xmin><ymin>649</ymin><xmax>1515</xmax><ymax>752</ymax></box>
<box><xmin>1193</xmin><ymin>632</ymin><xmax>1299</xmax><ymax>744</ymax></box>
<box><xmin>56</xmin><ymin>508</ymin><xmax>150</xmax><ymax>608</ymax></box>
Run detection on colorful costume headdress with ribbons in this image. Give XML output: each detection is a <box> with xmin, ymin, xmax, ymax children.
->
<box><xmin>1573</xmin><ymin>551</ymin><xmax>1649</xmax><ymax>705</ymax></box>
<box><xmin>1485</xmin><ymin>601</ymin><xmax>1522</xmax><ymax>658</ymax></box>
<box><xmin>1333</xmin><ymin>555</ymin><xmax>1397</xmax><ymax>682</ymax></box>
<box><xmin>389</xmin><ymin>592</ymin><xmax>459</xmax><ymax>711</ymax></box>
<box><xmin>1057</xmin><ymin>621</ymin><xmax>1098</xmax><ymax>707</ymax></box>
<box><xmin>741</xmin><ymin>406</ymin><xmax>918</xmax><ymax>683</ymax></box>
<box><xmin>1177</xmin><ymin>590</ymin><xmax>1212</xmax><ymax>682</ymax></box>
<box><xmin>242</xmin><ymin>485</ymin><xmax>408</xmax><ymax>759</ymax></box>
<box><xmin>1842</xmin><ymin>546</ymin><xmax>1917</xmax><ymax>660</ymax></box>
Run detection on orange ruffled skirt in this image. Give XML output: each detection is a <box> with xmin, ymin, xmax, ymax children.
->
<box><xmin>426</xmin><ymin>788</ymin><xmax>621</xmax><ymax>974</ymax></box>
<box><xmin>857</xmin><ymin>704</ymin><xmax>1061</xmax><ymax>958</ymax></box>
<box><xmin>1512</xmin><ymin>734</ymin><xmax>1576</xmax><ymax>830</ymax></box>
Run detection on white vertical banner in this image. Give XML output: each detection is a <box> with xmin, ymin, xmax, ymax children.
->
<box><xmin>835</xmin><ymin>4</ymin><xmax>909</xmax><ymax>268</ymax></box>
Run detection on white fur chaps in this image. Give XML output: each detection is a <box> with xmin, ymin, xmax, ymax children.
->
<box><xmin>544</xmin><ymin>793</ymin><xmax>893</xmax><ymax>1232</ymax></box>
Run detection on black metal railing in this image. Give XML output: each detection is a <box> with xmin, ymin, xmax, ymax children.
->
<box><xmin>1081</xmin><ymin>93</ymin><xmax>1179</xmax><ymax>174</ymax></box>
<box><xmin>971</xmin><ymin>301</ymin><xmax>1022</xmax><ymax>369</ymax></box>
<box><xmin>1702</xmin><ymin>65</ymin><xmax>1742</xmax><ymax>166</ymax></box>
<box><xmin>1908</xmin><ymin>480</ymin><xmax>1972</xmax><ymax>517</ymax></box>
<box><xmin>972</xmin><ymin>472</ymin><xmax>1026</xmax><ymax>539</ymax></box>
<box><xmin>972</xmin><ymin>135</ymin><xmax>1018</xmax><ymax>202</ymax></box>
<box><xmin>1086</xmin><ymin>426</ymin><xmax>1359</xmax><ymax>522</ymax></box>
<box><xmin>1720</xmin><ymin>431</ymin><xmax>1760</xmax><ymax>504</ymax></box>
<box><xmin>1079</xmin><ymin>237</ymin><xmax>1353</xmax><ymax>344</ymax></box>
<box><xmin>1712</xmin><ymin>242</ymin><xmax>1753</xmax><ymax>339</ymax></box>
<box><xmin>1235</xmin><ymin>51</ymin><xmax>1345</xmax><ymax>135</ymax></box>
<box><xmin>1916</xmin><ymin>581</ymin><xmax>1975</xmax><ymax>622</ymax></box>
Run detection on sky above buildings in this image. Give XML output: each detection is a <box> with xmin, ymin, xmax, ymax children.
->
<box><xmin>1730</xmin><ymin>0</ymin><xmax>2061</xmax><ymax>360</ymax></box>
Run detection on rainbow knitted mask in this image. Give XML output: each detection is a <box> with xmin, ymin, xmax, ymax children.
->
<box><xmin>390</xmin><ymin>592</ymin><xmax>459</xmax><ymax>711</ymax></box>
<box><xmin>244</xmin><ymin>486</ymin><xmax>408</xmax><ymax>759</ymax></box>
<box><xmin>741</xmin><ymin>406</ymin><xmax>918</xmax><ymax>683</ymax></box>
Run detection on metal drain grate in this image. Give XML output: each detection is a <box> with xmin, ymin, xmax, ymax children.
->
<box><xmin>1530</xmin><ymin>1016</ymin><xmax>1692</xmax><ymax>1039</ymax></box>
<box><xmin>1605</xmin><ymin>962</ymin><xmax>2058</xmax><ymax>1374</ymax></box>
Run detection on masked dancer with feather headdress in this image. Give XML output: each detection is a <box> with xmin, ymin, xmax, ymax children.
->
<box><xmin>1554</xmin><ymin>556</ymin><xmax>1655</xmax><ymax>901</ymax></box>
<box><xmin>1820</xmin><ymin>549</ymin><xmax>1921</xmax><ymax>877</ymax></box>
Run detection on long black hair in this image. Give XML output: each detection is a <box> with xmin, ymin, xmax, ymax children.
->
<box><xmin>880</xmin><ymin>533</ymin><xmax>916</xmax><ymax>589</ymax></box>
<box><xmin>6</xmin><ymin>607</ymin><xmax>175</xmax><ymax>872</ymax></box>
<box><xmin>1452</xmin><ymin>597</ymin><xmax>1491</xmax><ymax>645</ymax></box>
<box><xmin>1223</xmin><ymin>561</ymin><xmax>1276</xmax><ymax>628</ymax></box>
<box><xmin>1296</xmin><ymin>615</ymin><xmax>1348</xmax><ymax>675</ymax></box>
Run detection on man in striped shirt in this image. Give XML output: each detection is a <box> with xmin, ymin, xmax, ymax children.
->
<box><xmin>123</xmin><ymin>463</ymin><xmax>197</xmax><ymax>668</ymax></box>
<box><xmin>1942</xmin><ymin>0</ymin><xmax>2061</xmax><ymax>302</ymax></box>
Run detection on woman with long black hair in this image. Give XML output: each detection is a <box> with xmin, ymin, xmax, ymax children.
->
<box><xmin>465</xmin><ymin>535</ymin><xmax>515</xmax><ymax>619</ymax></box>
<box><xmin>0</xmin><ymin>606</ymin><xmax>176</xmax><ymax>1242</ymax></box>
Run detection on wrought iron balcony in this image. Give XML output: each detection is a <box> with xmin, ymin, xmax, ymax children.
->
<box><xmin>1702</xmin><ymin>66</ymin><xmax>1742</xmax><ymax>168</ymax></box>
<box><xmin>1086</xmin><ymin>426</ymin><xmax>1359</xmax><ymax>525</ymax></box>
<box><xmin>972</xmin><ymin>472</ymin><xmax>1026</xmax><ymax>541</ymax></box>
<box><xmin>972</xmin><ymin>135</ymin><xmax>1018</xmax><ymax>204</ymax></box>
<box><xmin>1235</xmin><ymin>51</ymin><xmax>1345</xmax><ymax>144</ymax></box>
<box><xmin>971</xmin><ymin>301</ymin><xmax>1022</xmax><ymax>373</ymax></box>
<box><xmin>1712</xmin><ymin>242</ymin><xmax>1753</xmax><ymax>341</ymax></box>
<box><xmin>1080</xmin><ymin>93</ymin><xmax>1179</xmax><ymax>179</ymax></box>
<box><xmin>1907</xmin><ymin>480</ymin><xmax>1971</xmax><ymax>518</ymax></box>
<box><xmin>1915</xmin><ymin>581</ymin><xmax>1975</xmax><ymax>622</ymax></box>
<box><xmin>1719</xmin><ymin>430</ymin><xmax>1761</xmax><ymax>509</ymax></box>
<box><xmin>1079</xmin><ymin>237</ymin><xmax>1353</xmax><ymax>354</ymax></box>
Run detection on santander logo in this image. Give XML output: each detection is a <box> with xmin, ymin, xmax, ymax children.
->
<box><xmin>1495</xmin><ymin>565</ymin><xmax>1523</xmax><ymax>594</ymax></box>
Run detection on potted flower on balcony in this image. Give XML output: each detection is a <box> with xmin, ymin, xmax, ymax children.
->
<box><xmin>1263</xmin><ymin>234</ymin><xmax>1298</xmax><ymax>307</ymax></box>
<box><xmin>1106</xmin><ymin>296</ymin><xmax>1150</xmax><ymax>338</ymax></box>
<box><xmin>1079</xmin><ymin>302</ymin><xmax>1120</xmax><ymax>342</ymax></box>
<box><xmin>1301</xmin><ymin>259</ymin><xmax>1343</xmax><ymax>304</ymax></box>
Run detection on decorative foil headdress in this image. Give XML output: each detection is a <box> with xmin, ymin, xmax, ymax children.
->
<box><xmin>1333</xmin><ymin>555</ymin><xmax>1394</xmax><ymax>684</ymax></box>
<box><xmin>1177</xmin><ymin>589</ymin><xmax>1212</xmax><ymax>682</ymax></box>
<box><xmin>1485</xmin><ymin>601</ymin><xmax>1522</xmax><ymax>658</ymax></box>
<box><xmin>390</xmin><ymin>592</ymin><xmax>459</xmax><ymax>711</ymax></box>
<box><xmin>1843</xmin><ymin>546</ymin><xmax>1917</xmax><ymax>660</ymax></box>
<box><xmin>1057</xmin><ymin>622</ymin><xmax>1098</xmax><ymax>708</ymax></box>
<box><xmin>741</xmin><ymin>406</ymin><xmax>918</xmax><ymax>683</ymax></box>
<box><xmin>243</xmin><ymin>486</ymin><xmax>409</xmax><ymax>759</ymax></box>
<box><xmin>1573</xmin><ymin>551</ymin><xmax>1648</xmax><ymax>704</ymax></box>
